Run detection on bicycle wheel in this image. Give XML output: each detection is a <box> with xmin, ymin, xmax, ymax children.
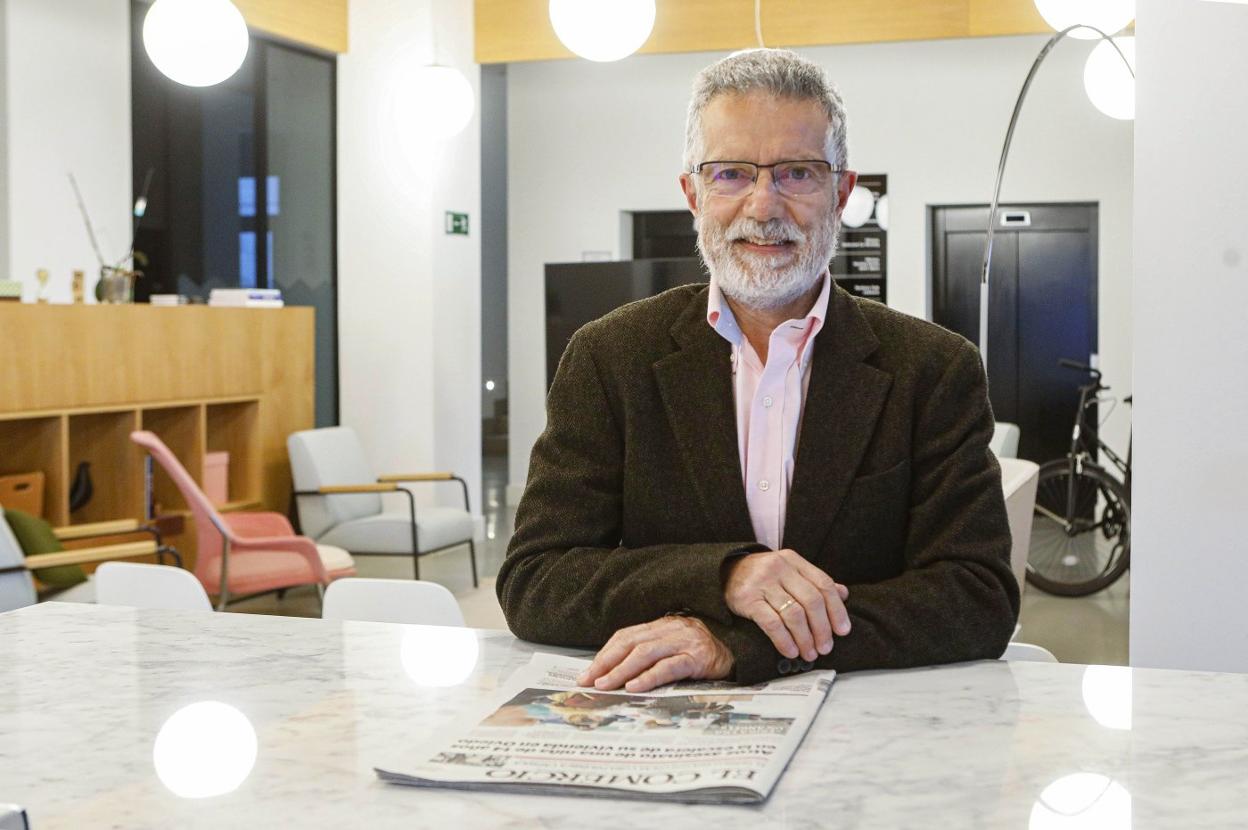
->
<box><xmin>1026</xmin><ymin>459</ymin><xmax>1130</xmax><ymax>597</ymax></box>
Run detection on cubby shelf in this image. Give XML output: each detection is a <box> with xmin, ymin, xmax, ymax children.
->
<box><xmin>0</xmin><ymin>397</ymin><xmax>262</xmax><ymax>528</ymax></box>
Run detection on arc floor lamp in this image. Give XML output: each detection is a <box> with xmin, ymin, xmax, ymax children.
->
<box><xmin>978</xmin><ymin>25</ymin><xmax>1136</xmax><ymax>365</ymax></box>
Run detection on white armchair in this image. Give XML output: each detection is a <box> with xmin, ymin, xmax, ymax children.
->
<box><xmin>990</xmin><ymin>422</ymin><xmax>1021</xmax><ymax>458</ymax></box>
<box><xmin>287</xmin><ymin>427</ymin><xmax>478</xmax><ymax>586</ymax></box>
<box><xmin>998</xmin><ymin>457</ymin><xmax>1040</xmax><ymax>597</ymax></box>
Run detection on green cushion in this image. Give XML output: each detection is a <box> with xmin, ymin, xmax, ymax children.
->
<box><xmin>3</xmin><ymin>509</ymin><xmax>87</xmax><ymax>588</ymax></box>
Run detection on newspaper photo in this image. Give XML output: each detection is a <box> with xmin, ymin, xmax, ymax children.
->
<box><xmin>375</xmin><ymin>653</ymin><xmax>834</xmax><ymax>804</ymax></box>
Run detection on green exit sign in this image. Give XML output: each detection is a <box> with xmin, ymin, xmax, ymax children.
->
<box><xmin>445</xmin><ymin>212</ymin><xmax>470</xmax><ymax>235</ymax></box>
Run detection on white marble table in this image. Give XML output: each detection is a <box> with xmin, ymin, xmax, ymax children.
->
<box><xmin>2</xmin><ymin>603</ymin><xmax>1247</xmax><ymax>829</ymax></box>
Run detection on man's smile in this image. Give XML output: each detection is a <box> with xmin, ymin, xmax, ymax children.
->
<box><xmin>734</xmin><ymin>238</ymin><xmax>797</xmax><ymax>255</ymax></box>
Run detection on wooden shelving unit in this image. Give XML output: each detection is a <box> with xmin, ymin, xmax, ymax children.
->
<box><xmin>0</xmin><ymin>415</ymin><xmax>68</xmax><ymax>526</ymax></box>
<box><xmin>1</xmin><ymin>398</ymin><xmax>262</xmax><ymax>525</ymax></box>
<box><xmin>67</xmin><ymin>410</ymin><xmax>142</xmax><ymax>525</ymax></box>
<box><xmin>0</xmin><ymin>304</ymin><xmax>315</xmax><ymax>571</ymax></box>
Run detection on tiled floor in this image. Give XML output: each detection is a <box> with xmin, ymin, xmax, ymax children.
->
<box><xmin>233</xmin><ymin>453</ymin><xmax>1130</xmax><ymax>666</ymax></box>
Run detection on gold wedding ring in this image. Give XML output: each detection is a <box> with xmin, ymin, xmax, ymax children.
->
<box><xmin>776</xmin><ymin>598</ymin><xmax>797</xmax><ymax>613</ymax></box>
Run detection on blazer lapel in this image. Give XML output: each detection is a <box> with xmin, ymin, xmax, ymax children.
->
<box><xmin>653</xmin><ymin>289</ymin><xmax>756</xmax><ymax>543</ymax></box>
<box><xmin>783</xmin><ymin>287</ymin><xmax>893</xmax><ymax>557</ymax></box>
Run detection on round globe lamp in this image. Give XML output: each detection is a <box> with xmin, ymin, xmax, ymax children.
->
<box><xmin>549</xmin><ymin>0</ymin><xmax>656</xmax><ymax>62</ymax></box>
<box><xmin>1033</xmin><ymin>0</ymin><xmax>1135</xmax><ymax>39</ymax></box>
<box><xmin>413</xmin><ymin>66</ymin><xmax>476</xmax><ymax>139</ymax></box>
<box><xmin>143</xmin><ymin>0</ymin><xmax>249</xmax><ymax>87</ymax></box>
<box><xmin>1084</xmin><ymin>36</ymin><xmax>1136</xmax><ymax>120</ymax></box>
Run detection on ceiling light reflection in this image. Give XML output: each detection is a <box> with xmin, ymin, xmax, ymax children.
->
<box><xmin>1030</xmin><ymin>773</ymin><xmax>1132</xmax><ymax>830</ymax></box>
<box><xmin>1082</xmin><ymin>665</ymin><xmax>1133</xmax><ymax>730</ymax></box>
<box><xmin>401</xmin><ymin>626</ymin><xmax>480</xmax><ymax>687</ymax></box>
<box><xmin>152</xmin><ymin>701</ymin><xmax>258</xmax><ymax>799</ymax></box>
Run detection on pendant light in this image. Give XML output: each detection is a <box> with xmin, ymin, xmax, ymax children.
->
<box><xmin>1083</xmin><ymin>36</ymin><xmax>1136</xmax><ymax>120</ymax></box>
<box><xmin>549</xmin><ymin>0</ymin><xmax>656</xmax><ymax>62</ymax></box>
<box><xmin>142</xmin><ymin>0</ymin><xmax>249</xmax><ymax>87</ymax></box>
<box><xmin>413</xmin><ymin>65</ymin><xmax>476</xmax><ymax>139</ymax></box>
<box><xmin>1033</xmin><ymin>0</ymin><xmax>1136</xmax><ymax>39</ymax></box>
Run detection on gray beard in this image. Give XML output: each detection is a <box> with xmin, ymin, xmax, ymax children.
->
<box><xmin>697</xmin><ymin>211</ymin><xmax>840</xmax><ymax>311</ymax></box>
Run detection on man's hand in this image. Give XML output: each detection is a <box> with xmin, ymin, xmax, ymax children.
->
<box><xmin>724</xmin><ymin>550</ymin><xmax>851</xmax><ymax>662</ymax></box>
<box><xmin>576</xmin><ymin>616</ymin><xmax>735</xmax><ymax>693</ymax></box>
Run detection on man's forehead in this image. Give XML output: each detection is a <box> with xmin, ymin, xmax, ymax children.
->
<box><xmin>700</xmin><ymin>91</ymin><xmax>829</xmax><ymax>161</ymax></box>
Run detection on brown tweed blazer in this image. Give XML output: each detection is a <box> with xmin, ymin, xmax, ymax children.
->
<box><xmin>498</xmin><ymin>282</ymin><xmax>1019</xmax><ymax>684</ymax></box>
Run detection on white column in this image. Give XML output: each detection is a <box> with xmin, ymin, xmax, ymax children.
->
<box><xmin>1131</xmin><ymin>0</ymin><xmax>1248</xmax><ymax>672</ymax></box>
<box><xmin>337</xmin><ymin>0</ymin><xmax>482</xmax><ymax>528</ymax></box>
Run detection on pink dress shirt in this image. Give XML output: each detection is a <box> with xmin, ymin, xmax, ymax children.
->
<box><xmin>707</xmin><ymin>273</ymin><xmax>831</xmax><ymax>551</ymax></box>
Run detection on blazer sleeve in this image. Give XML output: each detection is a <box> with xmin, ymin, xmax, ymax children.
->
<box><xmin>711</xmin><ymin>340</ymin><xmax>1021</xmax><ymax>684</ymax></box>
<box><xmin>497</xmin><ymin>330</ymin><xmax>765</xmax><ymax>648</ymax></box>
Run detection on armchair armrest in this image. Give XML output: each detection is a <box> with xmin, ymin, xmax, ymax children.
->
<box><xmin>53</xmin><ymin>519</ymin><xmax>144</xmax><ymax>541</ymax></box>
<box><xmin>377</xmin><ymin>472</ymin><xmax>455</xmax><ymax>482</ymax></box>
<box><xmin>225</xmin><ymin>511</ymin><xmax>296</xmax><ymax>538</ymax></box>
<box><xmin>301</xmin><ymin>483</ymin><xmax>399</xmax><ymax>495</ymax></box>
<box><xmin>378</xmin><ymin>473</ymin><xmax>472</xmax><ymax>515</ymax></box>
<box><xmin>24</xmin><ymin>540</ymin><xmax>160</xmax><ymax>570</ymax></box>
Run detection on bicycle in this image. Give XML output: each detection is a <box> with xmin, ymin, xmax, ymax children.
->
<box><xmin>1025</xmin><ymin>359</ymin><xmax>1131</xmax><ymax>597</ymax></box>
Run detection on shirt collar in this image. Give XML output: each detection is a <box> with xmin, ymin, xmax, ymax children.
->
<box><xmin>707</xmin><ymin>271</ymin><xmax>832</xmax><ymax>348</ymax></box>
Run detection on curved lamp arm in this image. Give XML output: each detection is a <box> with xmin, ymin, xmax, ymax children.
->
<box><xmin>978</xmin><ymin>25</ymin><xmax>1136</xmax><ymax>364</ymax></box>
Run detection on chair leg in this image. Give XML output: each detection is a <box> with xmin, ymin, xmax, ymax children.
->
<box><xmin>315</xmin><ymin>582</ymin><xmax>325</xmax><ymax>611</ymax></box>
<box><xmin>216</xmin><ymin>588</ymin><xmax>229</xmax><ymax>612</ymax></box>
<box><xmin>468</xmin><ymin>539</ymin><xmax>478</xmax><ymax>588</ymax></box>
<box><xmin>413</xmin><ymin>552</ymin><xmax>421</xmax><ymax>581</ymax></box>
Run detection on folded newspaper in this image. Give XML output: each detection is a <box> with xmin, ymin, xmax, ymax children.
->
<box><xmin>375</xmin><ymin>653</ymin><xmax>834</xmax><ymax>804</ymax></box>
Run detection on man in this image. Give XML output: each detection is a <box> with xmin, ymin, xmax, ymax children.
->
<box><xmin>498</xmin><ymin>48</ymin><xmax>1018</xmax><ymax>691</ymax></box>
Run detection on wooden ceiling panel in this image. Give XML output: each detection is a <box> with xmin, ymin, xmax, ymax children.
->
<box><xmin>476</xmin><ymin>0</ymin><xmax>1059</xmax><ymax>64</ymax></box>
<box><xmin>233</xmin><ymin>0</ymin><xmax>349</xmax><ymax>54</ymax></box>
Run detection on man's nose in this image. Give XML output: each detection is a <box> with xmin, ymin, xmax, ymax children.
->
<box><xmin>741</xmin><ymin>169</ymin><xmax>786</xmax><ymax>222</ymax></box>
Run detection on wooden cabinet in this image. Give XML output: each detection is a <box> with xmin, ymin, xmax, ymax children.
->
<box><xmin>0</xmin><ymin>305</ymin><xmax>314</xmax><ymax>568</ymax></box>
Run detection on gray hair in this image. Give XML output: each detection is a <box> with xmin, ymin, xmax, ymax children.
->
<box><xmin>683</xmin><ymin>48</ymin><xmax>848</xmax><ymax>174</ymax></box>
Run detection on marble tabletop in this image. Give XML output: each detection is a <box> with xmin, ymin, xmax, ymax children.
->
<box><xmin>2</xmin><ymin>603</ymin><xmax>1247</xmax><ymax>829</ymax></box>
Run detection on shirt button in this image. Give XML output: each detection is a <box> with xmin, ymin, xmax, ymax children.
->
<box><xmin>762</xmin><ymin>396</ymin><xmax>773</xmax><ymax>408</ymax></box>
<box><xmin>758</xmin><ymin>480</ymin><xmax>770</xmax><ymax>492</ymax></box>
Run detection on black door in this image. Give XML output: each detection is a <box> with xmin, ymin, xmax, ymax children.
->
<box><xmin>930</xmin><ymin>204</ymin><xmax>1098</xmax><ymax>464</ymax></box>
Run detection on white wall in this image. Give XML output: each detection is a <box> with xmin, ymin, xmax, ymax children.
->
<box><xmin>1131</xmin><ymin>0</ymin><xmax>1248</xmax><ymax>672</ymax></box>
<box><xmin>506</xmin><ymin>35</ymin><xmax>1135</xmax><ymax>498</ymax></box>
<box><xmin>0</xmin><ymin>0</ymin><xmax>131</xmax><ymax>301</ymax></box>
<box><xmin>337</xmin><ymin>0</ymin><xmax>483</xmax><ymax>525</ymax></box>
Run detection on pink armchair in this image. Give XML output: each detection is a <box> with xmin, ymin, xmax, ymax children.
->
<box><xmin>131</xmin><ymin>431</ymin><xmax>355</xmax><ymax>610</ymax></box>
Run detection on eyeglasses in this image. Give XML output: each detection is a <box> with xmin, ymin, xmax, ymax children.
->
<box><xmin>692</xmin><ymin>160</ymin><xmax>840</xmax><ymax>198</ymax></box>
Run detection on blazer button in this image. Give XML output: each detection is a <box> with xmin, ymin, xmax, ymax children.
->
<box><xmin>776</xmin><ymin>658</ymin><xmax>792</xmax><ymax>675</ymax></box>
<box><xmin>796</xmin><ymin>659</ymin><xmax>814</xmax><ymax>672</ymax></box>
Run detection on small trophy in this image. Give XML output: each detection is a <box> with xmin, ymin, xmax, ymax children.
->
<box><xmin>72</xmin><ymin>270</ymin><xmax>85</xmax><ymax>303</ymax></box>
<box><xmin>35</xmin><ymin>269</ymin><xmax>50</xmax><ymax>303</ymax></box>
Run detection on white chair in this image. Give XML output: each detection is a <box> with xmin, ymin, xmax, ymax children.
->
<box><xmin>321</xmin><ymin>577</ymin><xmax>465</xmax><ymax>626</ymax></box>
<box><xmin>999</xmin><ymin>457</ymin><xmax>1040</xmax><ymax>595</ymax></box>
<box><xmin>288</xmin><ymin>427</ymin><xmax>478</xmax><ymax>586</ymax></box>
<box><xmin>1001</xmin><ymin>642</ymin><xmax>1058</xmax><ymax>663</ymax></box>
<box><xmin>95</xmin><ymin>562</ymin><xmax>213</xmax><ymax>612</ymax></box>
<box><xmin>990</xmin><ymin>422</ymin><xmax>1021</xmax><ymax>458</ymax></box>
<box><xmin>0</xmin><ymin>507</ymin><xmax>37</xmax><ymax>613</ymax></box>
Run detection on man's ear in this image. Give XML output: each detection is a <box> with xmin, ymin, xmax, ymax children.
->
<box><xmin>679</xmin><ymin>173</ymin><xmax>699</xmax><ymax>218</ymax></box>
<box><xmin>834</xmin><ymin>170</ymin><xmax>859</xmax><ymax>215</ymax></box>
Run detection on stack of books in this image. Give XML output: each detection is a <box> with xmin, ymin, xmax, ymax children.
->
<box><xmin>208</xmin><ymin>288</ymin><xmax>284</xmax><ymax>308</ymax></box>
<box><xmin>149</xmin><ymin>294</ymin><xmax>189</xmax><ymax>307</ymax></box>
